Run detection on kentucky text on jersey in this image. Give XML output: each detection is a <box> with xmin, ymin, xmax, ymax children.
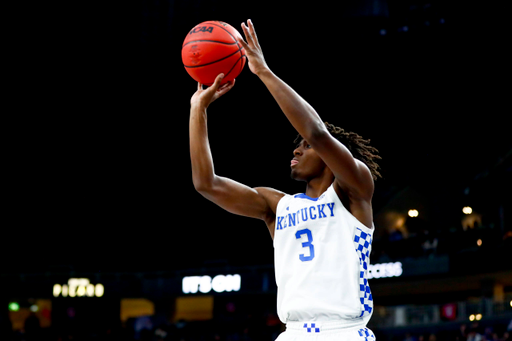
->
<box><xmin>276</xmin><ymin>202</ymin><xmax>335</xmax><ymax>230</ymax></box>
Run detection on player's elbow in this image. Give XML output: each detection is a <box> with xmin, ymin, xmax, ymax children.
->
<box><xmin>193</xmin><ymin>178</ymin><xmax>225</xmax><ymax>205</ymax></box>
<box><xmin>193</xmin><ymin>178</ymin><xmax>210</xmax><ymax>194</ymax></box>
<box><xmin>192</xmin><ymin>175</ymin><xmax>216</xmax><ymax>195</ymax></box>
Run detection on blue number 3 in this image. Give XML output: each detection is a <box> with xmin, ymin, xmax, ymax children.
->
<box><xmin>295</xmin><ymin>229</ymin><xmax>315</xmax><ymax>261</ymax></box>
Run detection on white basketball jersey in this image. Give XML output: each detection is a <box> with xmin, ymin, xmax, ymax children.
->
<box><xmin>273</xmin><ymin>184</ymin><xmax>374</xmax><ymax>325</ymax></box>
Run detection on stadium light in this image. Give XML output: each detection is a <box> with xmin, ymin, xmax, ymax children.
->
<box><xmin>8</xmin><ymin>302</ymin><xmax>20</xmax><ymax>312</ymax></box>
<box><xmin>463</xmin><ymin>206</ymin><xmax>473</xmax><ymax>214</ymax></box>
<box><xmin>95</xmin><ymin>284</ymin><xmax>105</xmax><ymax>297</ymax></box>
<box><xmin>510</xmin><ymin>300</ymin><xmax>512</xmax><ymax>307</ymax></box>
<box><xmin>470</xmin><ymin>314</ymin><xmax>483</xmax><ymax>321</ymax></box>
<box><xmin>87</xmin><ymin>284</ymin><xmax>95</xmax><ymax>297</ymax></box>
<box><xmin>53</xmin><ymin>284</ymin><xmax>62</xmax><ymax>297</ymax></box>
<box><xmin>77</xmin><ymin>285</ymin><xmax>86</xmax><ymax>297</ymax></box>
<box><xmin>477</xmin><ymin>239</ymin><xmax>482</xmax><ymax>246</ymax></box>
<box><xmin>408</xmin><ymin>209</ymin><xmax>419</xmax><ymax>218</ymax></box>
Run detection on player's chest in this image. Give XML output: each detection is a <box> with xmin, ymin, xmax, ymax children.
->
<box><xmin>275</xmin><ymin>198</ymin><xmax>337</xmax><ymax>232</ymax></box>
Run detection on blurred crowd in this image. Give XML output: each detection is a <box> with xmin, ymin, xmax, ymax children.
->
<box><xmin>372</xmin><ymin>219</ymin><xmax>512</xmax><ymax>262</ymax></box>
<box><xmin>2</xmin><ymin>310</ymin><xmax>283</xmax><ymax>341</ymax></box>
<box><xmin>397</xmin><ymin>321</ymin><xmax>512</xmax><ymax>341</ymax></box>
<box><xmin>3</xmin><ymin>311</ymin><xmax>512</xmax><ymax>341</ymax></box>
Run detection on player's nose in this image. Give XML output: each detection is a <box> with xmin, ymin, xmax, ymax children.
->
<box><xmin>293</xmin><ymin>146</ymin><xmax>303</xmax><ymax>156</ymax></box>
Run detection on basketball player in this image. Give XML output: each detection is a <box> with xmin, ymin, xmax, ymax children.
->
<box><xmin>189</xmin><ymin>19</ymin><xmax>382</xmax><ymax>341</ymax></box>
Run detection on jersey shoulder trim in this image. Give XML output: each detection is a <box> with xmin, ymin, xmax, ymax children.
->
<box><xmin>293</xmin><ymin>193</ymin><xmax>319</xmax><ymax>201</ymax></box>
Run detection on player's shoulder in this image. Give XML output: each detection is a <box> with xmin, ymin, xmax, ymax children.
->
<box><xmin>253</xmin><ymin>187</ymin><xmax>287</xmax><ymax>231</ymax></box>
<box><xmin>254</xmin><ymin>187</ymin><xmax>287</xmax><ymax>203</ymax></box>
<box><xmin>254</xmin><ymin>187</ymin><xmax>287</xmax><ymax>212</ymax></box>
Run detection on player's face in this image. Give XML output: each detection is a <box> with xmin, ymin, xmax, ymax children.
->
<box><xmin>290</xmin><ymin>139</ymin><xmax>328</xmax><ymax>182</ymax></box>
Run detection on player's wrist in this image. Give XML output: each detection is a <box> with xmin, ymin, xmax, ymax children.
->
<box><xmin>190</xmin><ymin>102</ymin><xmax>208</xmax><ymax>111</ymax></box>
<box><xmin>255</xmin><ymin>67</ymin><xmax>273</xmax><ymax>79</ymax></box>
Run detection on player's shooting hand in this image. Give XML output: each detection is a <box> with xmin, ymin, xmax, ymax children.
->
<box><xmin>238</xmin><ymin>19</ymin><xmax>269</xmax><ymax>76</ymax></box>
<box><xmin>190</xmin><ymin>73</ymin><xmax>235</xmax><ymax>108</ymax></box>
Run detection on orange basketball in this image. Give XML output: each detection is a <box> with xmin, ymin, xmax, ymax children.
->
<box><xmin>182</xmin><ymin>21</ymin><xmax>246</xmax><ymax>86</ymax></box>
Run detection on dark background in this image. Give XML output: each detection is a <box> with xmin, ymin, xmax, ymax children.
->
<box><xmin>5</xmin><ymin>0</ymin><xmax>510</xmax><ymax>274</ymax></box>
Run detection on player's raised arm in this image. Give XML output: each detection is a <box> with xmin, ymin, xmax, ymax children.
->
<box><xmin>237</xmin><ymin>20</ymin><xmax>374</xmax><ymax>200</ymax></box>
<box><xmin>189</xmin><ymin>74</ymin><xmax>284</xmax><ymax>238</ymax></box>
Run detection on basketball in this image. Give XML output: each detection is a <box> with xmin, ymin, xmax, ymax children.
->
<box><xmin>182</xmin><ymin>21</ymin><xmax>246</xmax><ymax>86</ymax></box>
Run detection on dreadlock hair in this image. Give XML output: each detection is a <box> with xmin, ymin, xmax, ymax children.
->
<box><xmin>294</xmin><ymin>122</ymin><xmax>382</xmax><ymax>181</ymax></box>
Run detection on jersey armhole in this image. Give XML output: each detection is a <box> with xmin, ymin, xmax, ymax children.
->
<box><xmin>328</xmin><ymin>184</ymin><xmax>375</xmax><ymax>235</ymax></box>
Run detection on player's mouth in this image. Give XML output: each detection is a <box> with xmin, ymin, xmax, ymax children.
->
<box><xmin>291</xmin><ymin>159</ymin><xmax>299</xmax><ymax>167</ymax></box>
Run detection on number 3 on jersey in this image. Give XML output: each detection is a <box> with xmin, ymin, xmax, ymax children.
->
<box><xmin>295</xmin><ymin>229</ymin><xmax>315</xmax><ymax>261</ymax></box>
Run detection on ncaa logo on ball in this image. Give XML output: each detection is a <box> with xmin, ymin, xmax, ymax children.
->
<box><xmin>189</xmin><ymin>26</ymin><xmax>214</xmax><ymax>35</ymax></box>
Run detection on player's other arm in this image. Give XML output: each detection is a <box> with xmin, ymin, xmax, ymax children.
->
<box><xmin>189</xmin><ymin>74</ymin><xmax>283</xmax><ymax>238</ymax></box>
<box><xmin>237</xmin><ymin>20</ymin><xmax>373</xmax><ymax>199</ymax></box>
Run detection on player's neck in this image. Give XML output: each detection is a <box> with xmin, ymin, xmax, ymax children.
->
<box><xmin>304</xmin><ymin>173</ymin><xmax>334</xmax><ymax>198</ymax></box>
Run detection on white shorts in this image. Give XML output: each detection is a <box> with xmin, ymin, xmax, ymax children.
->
<box><xmin>275</xmin><ymin>321</ymin><xmax>376</xmax><ymax>341</ymax></box>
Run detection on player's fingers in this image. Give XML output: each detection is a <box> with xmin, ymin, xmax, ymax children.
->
<box><xmin>247</xmin><ymin>19</ymin><xmax>260</xmax><ymax>47</ymax></box>
<box><xmin>237</xmin><ymin>37</ymin><xmax>256</xmax><ymax>65</ymax></box>
<box><xmin>218</xmin><ymin>79</ymin><xmax>235</xmax><ymax>95</ymax></box>
<box><xmin>210</xmin><ymin>73</ymin><xmax>225</xmax><ymax>90</ymax></box>
<box><xmin>241</xmin><ymin>22</ymin><xmax>255</xmax><ymax>47</ymax></box>
<box><xmin>237</xmin><ymin>34</ymin><xmax>249</xmax><ymax>50</ymax></box>
<box><xmin>197</xmin><ymin>82</ymin><xmax>202</xmax><ymax>91</ymax></box>
<box><xmin>224</xmin><ymin>79</ymin><xmax>235</xmax><ymax>90</ymax></box>
<box><xmin>213</xmin><ymin>79</ymin><xmax>235</xmax><ymax>101</ymax></box>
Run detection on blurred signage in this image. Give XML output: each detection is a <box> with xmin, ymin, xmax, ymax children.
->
<box><xmin>368</xmin><ymin>262</ymin><xmax>403</xmax><ymax>279</ymax></box>
<box><xmin>441</xmin><ymin>303</ymin><xmax>457</xmax><ymax>321</ymax></box>
<box><xmin>182</xmin><ymin>274</ymin><xmax>241</xmax><ymax>294</ymax></box>
<box><xmin>53</xmin><ymin>278</ymin><xmax>104</xmax><ymax>297</ymax></box>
